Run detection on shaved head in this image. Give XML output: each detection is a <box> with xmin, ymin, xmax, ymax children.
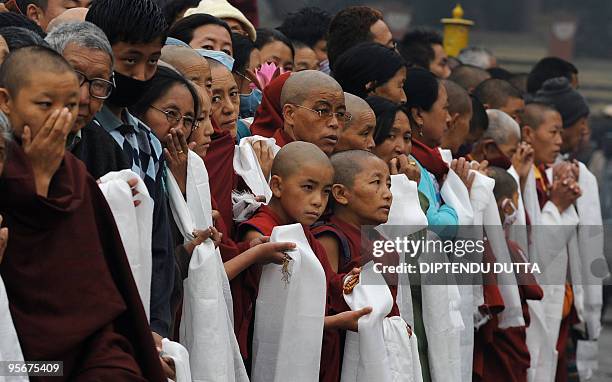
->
<box><xmin>449</xmin><ymin>64</ymin><xmax>491</xmax><ymax>92</ymax></box>
<box><xmin>520</xmin><ymin>102</ymin><xmax>557</xmax><ymax>130</ymax></box>
<box><xmin>47</xmin><ymin>8</ymin><xmax>89</xmax><ymax>32</ymax></box>
<box><xmin>484</xmin><ymin>109</ymin><xmax>521</xmax><ymax>144</ymax></box>
<box><xmin>280</xmin><ymin>70</ymin><xmax>343</xmax><ymax>107</ymax></box>
<box><xmin>271</xmin><ymin>141</ymin><xmax>332</xmax><ymax>178</ymax></box>
<box><xmin>344</xmin><ymin>92</ymin><xmax>373</xmax><ymax>127</ymax></box>
<box><xmin>443</xmin><ymin>79</ymin><xmax>471</xmax><ymax>115</ymax></box>
<box><xmin>161</xmin><ymin>45</ymin><xmax>207</xmax><ymax>72</ymax></box>
<box><xmin>487</xmin><ymin>166</ymin><xmax>518</xmax><ymax>201</ymax></box>
<box><xmin>0</xmin><ymin>45</ymin><xmax>75</xmax><ymax>97</ymax></box>
<box><xmin>330</xmin><ymin>149</ymin><xmax>383</xmax><ymax>188</ymax></box>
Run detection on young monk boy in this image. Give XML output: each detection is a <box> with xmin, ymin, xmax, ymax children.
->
<box><xmin>334</xmin><ymin>92</ymin><xmax>376</xmax><ymax>152</ymax></box>
<box><xmin>236</xmin><ymin>142</ymin><xmax>370</xmax><ymax>381</ymax></box>
<box><xmin>474</xmin><ymin>78</ymin><xmax>525</xmax><ymax>122</ymax></box>
<box><xmin>0</xmin><ymin>46</ymin><xmax>165</xmax><ymax>380</ymax></box>
<box><xmin>473</xmin><ymin>166</ymin><xmax>543</xmax><ymax>382</ymax></box>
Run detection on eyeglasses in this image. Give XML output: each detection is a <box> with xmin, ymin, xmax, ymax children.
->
<box><xmin>75</xmin><ymin>70</ymin><xmax>114</xmax><ymax>100</ymax></box>
<box><xmin>292</xmin><ymin>104</ymin><xmax>352</xmax><ymax>122</ymax></box>
<box><xmin>150</xmin><ymin>105</ymin><xmax>197</xmax><ymax>131</ymax></box>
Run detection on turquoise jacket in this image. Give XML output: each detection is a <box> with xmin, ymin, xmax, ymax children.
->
<box><xmin>414</xmin><ymin>158</ymin><xmax>458</xmax><ymax>238</ymax></box>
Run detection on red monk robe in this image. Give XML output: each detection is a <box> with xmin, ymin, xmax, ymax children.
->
<box><xmin>250</xmin><ymin>72</ymin><xmax>291</xmax><ymax>138</ymax></box>
<box><xmin>236</xmin><ymin>205</ymin><xmax>348</xmax><ymax>381</ymax></box>
<box><xmin>533</xmin><ymin>165</ymin><xmax>578</xmax><ymax>382</ymax></box>
<box><xmin>474</xmin><ymin>239</ymin><xmax>544</xmax><ymax>382</ymax></box>
<box><xmin>312</xmin><ymin>216</ymin><xmax>404</xmax><ymax>382</ymax></box>
<box><xmin>0</xmin><ymin>143</ymin><xmax>165</xmax><ymax>381</ymax></box>
<box><xmin>204</xmin><ymin>122</ymin><xmax>239</xmax><ymax>236</ymax></box>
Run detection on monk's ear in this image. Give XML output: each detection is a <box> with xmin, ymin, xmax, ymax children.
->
<box><xmin>331</xmin><ymin>184</ymin><xmax>349</xmax><ymax>206</ymax></box>
<box><xmin>0</xmin><ymin>88</ymin><xmax>11</xmax><ymax>116</ymax></box>
<box><xmin>521</xmin><ymin>125</ymin><xmax>533</xmax><ymax>145</ymax></box>
<box><xmin>26</xmin><ymin>4</ymin><xmax>44</xmax><ymax>27</ymax></box>
<box><xmin>270</xmin><ymin>175</ymin><xmax>283</xmax><ymax>198</ymax></box>
<box><xmin>448</xmin><ymin>112</ymin><xmax>460</xmax><ymax>130</ymax></box>
<box><xmin>282</xmin><ymin>104</ymin><xmax>295</xmax><ymax>125</ymax></box>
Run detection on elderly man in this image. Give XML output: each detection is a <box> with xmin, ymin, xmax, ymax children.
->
<box><xmin>275</xmin><ymin>69</ymin><xmax>349</xmax><ymax>155</ymax></box>
<box><xmin>470</xmin><ymin>109</ymin><xmax>521</xmax><ymax>170</ymax></box>
<box><xmin>45</xmin><ymin>21</ymin><xmax>130</xmax><ymax>179</ymax></box>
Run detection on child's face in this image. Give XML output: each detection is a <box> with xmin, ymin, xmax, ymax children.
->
<box><xmin>341</xmin><ymin>157</ymin><xmax>393</xmax><ymax>225</ymax></box>
<box><xmin>0</xmin><ymin>71</ymin><xmax>79</xmax><ymax>138</ymax></box>
<box><xmin>497</xmin><ymin>191</ymin><xmax>519</xmax><ymax>224</ymax></box>
<box><xmin>272</xmin><ymin>163</ymin><xmax>334</xmax><ymax>226</ymax></box>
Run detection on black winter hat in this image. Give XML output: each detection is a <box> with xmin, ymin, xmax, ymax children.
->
<box><xmin>534</xmin><ymin>77</ymin><xmax>589</xmax><ymax>128</ymax></box>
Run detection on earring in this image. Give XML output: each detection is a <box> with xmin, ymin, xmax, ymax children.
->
<box><xmin>418</xmin><ymin>124</ymin><xmax>424</xmax><ymax>137</ymax></box>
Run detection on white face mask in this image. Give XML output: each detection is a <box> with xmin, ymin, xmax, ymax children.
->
<box><xmin>502</xmin><ymin>198</ymin><xmax>518</xmax><ymax>227</ymax></box>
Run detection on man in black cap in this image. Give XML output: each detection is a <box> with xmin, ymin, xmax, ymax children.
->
<box><xmin>534</xmin><ymin>77</ymin><xmax>589</xmax><ymax>157</ymax></box>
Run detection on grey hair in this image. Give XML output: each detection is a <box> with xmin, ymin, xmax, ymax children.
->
<box><xmin>457</xmin><ymin>47</ymin><xmax>494</xmax><ymax>69</ymax></box>
<box><xmin>45</xmin><ymin>21</ymin><xmax>114</xmax><ymax>67</ymax></box>
<box><xmin>483</xmin><ymin>109</ymin><xmax>520</xmax><ymax>144</ymax></box>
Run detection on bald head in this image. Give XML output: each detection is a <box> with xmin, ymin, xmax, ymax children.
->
<box><xmin>330</xmin><ymin>149</ymin><xmax>383</xmax><ymax>188</ymax></box>
<box><xmin>520</xmin><ymin>102</ymin><xmax>558</xmax><ymax>130</ymax></box>
<box><xmin>161</xmin><ymin>45</ymin><xmax>211</xmax><ymax>90</ymax></box>
<box><xmin>344</xmin><ymin>92</ymin><xmax>373</xmax><ymax>126</ymax></box>
<box><xmin>449</xmin><ymin>64</ymin><xmax>491</xmax><ymax>92</ymax></box>
<box><xmin>280</xmin><ymin>70</ymin><xmax>343</xmax><ymax>107</ymax></box>
<box><xmin>47</xmin><ymin>8</ymin><xmax>89</xmax><ymax>32</ymax></box>
<box><xmin>271</xmin><ymin>141</ymin><xmax>332</xmax><ymax>179</ymax></box>
<box><xmin>443</xmin><ymin>79</ymin><xmax>471</xmax><ymax>115</ymax></box>
<box><xmin>483</xmin><ymin>109</ymin><xmax>521</xmax><ymax>144</ymax></box>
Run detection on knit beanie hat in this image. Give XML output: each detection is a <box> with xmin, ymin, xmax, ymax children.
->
<box><xmin>185</xmin><ymin>0</ymin><xmax>256</xmax><ymax>42</ymax></box>
<box><xmin>332</xmin><ymin>42</ymin><xmax>406</xmax><ymax>100</ymax></box>
<box><xmin>534</xmin><ymin>77</ymin><xmax>589</xmax><ymax>128</ymax></box>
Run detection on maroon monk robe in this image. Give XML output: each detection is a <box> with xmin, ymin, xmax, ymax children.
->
<box><xmin>0</xmin><ymin>143</ymin><xmax>164</xmax><ymax>382</ymax></box>
<box><xmin>271</xmin><ymin>127</ymin><xmax>293</xmax><ymax>148</ymax></box>
<box><xmin>236</xmin><ymin>205</ymin><xmax>347</xmax><ymax>381</ymax></box>
<box><xmin>250</xmin><ymin>72</ymin><xmax>291</xmax><ymax>138</ymax></box>
<box><xmin>204</xmin><ymin>122</ymin><xmax>239</xmax><ymax>236</ymax></box>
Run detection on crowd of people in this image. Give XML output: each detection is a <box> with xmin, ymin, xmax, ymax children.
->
<box><xmin>0</xmin><ymin>0</ymin><xmax>606</xmax><ymax>381</ymax></box>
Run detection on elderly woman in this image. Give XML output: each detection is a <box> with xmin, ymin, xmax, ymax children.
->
<box><xmin>45</xmin><ymin>21</ymin><xmax>130</xmax><ymax>179</ymax></box>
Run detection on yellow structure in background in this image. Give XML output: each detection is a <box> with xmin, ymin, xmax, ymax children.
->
<box><xmin>441</xmin><ymin>4</ymin><xmax>474</xmax><ymax>57</ymax></box>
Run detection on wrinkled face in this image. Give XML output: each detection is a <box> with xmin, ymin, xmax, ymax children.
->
<box><xmin>0</xmin><ymin>36</ymin><xmax>8</xmax><ymax>67</ymax></box>
<box><xmin>284</xmin><ymin>87</ymin><xmax>346</xmax><ymax>155</ymax></box>
<box><xmin>373</xmin><ymin>111</ymin><xmax>412</xmax><ymax>163</ymax></box>
<box><xmin>190</xmin><ymin>24</ymin><xmax>233</xmax><ymax>56</ymax></box>
<box><xmin>373</xmin><ymin>66</ymin><xmax>406</xmax><ymax>104</ymax></box>
<box><xmin>313</xmin><ymin>39</ymin><xmax>328</xmax><ymax>62</ymax></box>
<box><xmin>190</xmin><ymin>85</ymin><xmax>214</xmax><ymax>159</ymax></box>
<box><xmin>525</xmin><ymin>111</ymin><xmax>563</xmax><ymax>166</ymax></box>
<box><xmin>561</xmin><ymin>116</ymin><xmax>589</xmax><ymax>155</ymax></box>
<box><xmin>175</xmin><ymin>54</ymin><xmax>212</xmax><ymax>94</ymax></box>
<box><xmin>0</xmin><ymin>71</ymin><xmax>79</xmax><ymax>139</ymax></box>
<box><xmin>294</xmin><ymin>46</ymin><xmax>319</xmax><ymax>72</ymax></box>
<box><xmin>62</xmin><ymin>43</ymin><xmax>112</xmax><ymax>132</ymax></box>
<box><xmin>429</xmin><ymin>44</ymin><xmax>451</xmax><ymax>79</ymax></box>
<box><xmin>420</xmin><ymin>82</ymin><xmax>451</xmax><ymax>147</ymax></box>
<box><xmin>210</xmin><ymin>65</ymin><xmax>239</xmax><ymax>138</ymax></box>
<box><xmin>496</xmin><ymin>133</ymin><xmax>520</xmax><ymax>159</ymax></box>
<box><xmin>500</xmin><ymin>97</ymin><xmax>525</xmax><ymax>124</ymax></box>
<box><xmin>260</xmin><ymin>41</ymin><xmax>294</xmax><ymax>72</ymax></box>
<box><xmin>342</xmin><ymin>157</ymin><xmax>393</xmax><ymax>225</ymax></box>
<box><xmin>142</xmin><ymin>83</ymin><xmax>195</xmax><ymax>142</ymax></box>
<box><xmin>112</xmin><ymin>39</ymin><xmax>163</xmax><ymax>81</ymax></box>
<box><xmin>224</xmin><ymin>18</ymin><xmax>247</xmax><ymax>37</ymax></box>
<box><xmin>335</xmin><ymin>109</ymin><xmax>376</xmax><ymax>152</ymax></box>
<box><xmin>273</xmin><ymin>163</ymin><xmax>334</xmax><ymax>225</ymax></box>
<box><xmin>369</xmin><ymin>20</ymin><xmax>395</xmax><ymax>49</ymax></box>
